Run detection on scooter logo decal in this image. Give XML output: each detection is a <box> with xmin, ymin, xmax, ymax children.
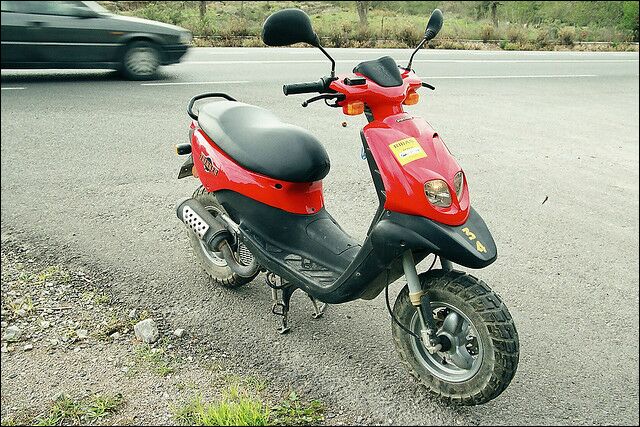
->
<box><xmin>461</xmin><ymin>227</ymin><xmax>487</xmax><ymax>253</ymax></box>
<box><xmin>389</xmin><ymin>137</ymin><xmax>427</xmax><ymax>166</ymax></box>
<box><xmin>199</xmin><ymin>153</ymin><xmax>219</xmax><ymax>175</ymax></box>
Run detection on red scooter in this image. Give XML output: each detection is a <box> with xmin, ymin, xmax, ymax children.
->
<box><xmin>175</xmin><ymin>9</ymin><xmax>519</xmax><ymax>405</ymax></box>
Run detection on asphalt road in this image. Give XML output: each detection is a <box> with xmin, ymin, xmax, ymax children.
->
<box><xmin>2</xmin><ymin>48</ymin><xmax>639</xmax><ymax>425</ymax></box>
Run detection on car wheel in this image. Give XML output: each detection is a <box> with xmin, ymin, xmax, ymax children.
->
<box><xmin>121</xmin><ymin>41</ymin><xmax>160</xmax><ymax>80</ymax></box>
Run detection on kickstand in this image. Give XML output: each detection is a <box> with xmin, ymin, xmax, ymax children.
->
<box><xmin>271</xmin><ymin>286</ymin><xmax>296</xmax><ymax>334</ymax></box>
<box><xmin>308</xmin><ymin>295</ymin><xmax>327</xmax><ymax>319</ymax></box>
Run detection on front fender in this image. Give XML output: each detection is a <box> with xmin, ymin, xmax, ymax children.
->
<box><xmin>370</xmin><ymin>208</ymin><xmax>497</xmax><ymax>269</ymax></box>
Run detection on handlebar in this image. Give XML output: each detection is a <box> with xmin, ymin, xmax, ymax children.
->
<box><xmin>283</xmin><ymin>76</ymin><xmax>339</xmax><ymax>96</ymax></box>
<box><xmin>283</xmin><ymin>80</ymin><xmax>327</xmax><ymax>96</ymax></box>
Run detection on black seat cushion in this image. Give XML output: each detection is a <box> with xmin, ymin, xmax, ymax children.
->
<box><xmin>198</xmin><ymin>101</ymin><xmax>330</xmax><ymax>183</ymax></box>
<box><xmin>353</xmin><ymin>56</ymin><xmax>402</xmax><ymax>87</ymax></box>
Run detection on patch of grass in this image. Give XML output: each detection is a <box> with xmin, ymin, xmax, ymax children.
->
<box><xmin>95</xmin><ymin>313</ymin><xmax>128</xmax><ymax>340</ymax></box>
<box><xmin>131</xmin><ymin>309</ymin><xmax>150</xmax><ymax>324</ymax></box>
<box><xmin>82</xmin><ymin>291</ymin><xmax>112</xmax><ymax>306</ymax></box>
<box><xmin>84</xmin><ymin>394</ymin><xmax>124</xmax><ymax>422</ymax></box>
<box><xmin>6</xmin><ymin>295</ymin><xmax>34</xmax><ymax>315</ymax></box>
<box><xmin>34</xmin><ymin>266</ymin><xmax>67</xmax><ymax>285</ymax></box>
<box><xmin>173</xmin><ymin>387</ymin><xmax>269</xmax><ymax>426</ymax></box>
<box><xmin>269</xmin><ymin>391</ymin><xmax>324</xmax><ymax>426</ymax></box>
<box><xmin>135</xmin><ymin>341</ymin><xmax>176</xmax><ymax>376</ymax></box>
<box><xmin>172</xmin><ymin>386</ymin><xmax>323</xmax><ymax>427</ymax></box>
<box><xmin>223</xmin><ymin>374</ymin><xmax>268</xmax><ymax>393</ymax></box>
<box><xmin>34</xmin><ymin>393</ymin><xmax>123</xmax><ymax>426</ymax></box>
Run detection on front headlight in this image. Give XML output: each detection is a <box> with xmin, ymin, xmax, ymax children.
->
<box><xmin>453</xmin><ymin>171</ymin><xmax>464</xmax><ymax>200</ymax></box>
<box><xmin>179</xmin><ymin>31</ymin><xmax>192</xmax><ymax>45</ymax></box>
<box><xmin>425</xmin><ymin>179</ymin><xmax>452</xmax><ymax>208</ymax></box>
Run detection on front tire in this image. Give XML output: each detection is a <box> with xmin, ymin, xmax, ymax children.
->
<box><xmin>392</xmin><ymin>270</ymin><xmax>519</xmax><ymax>405</ymax></box>
<box><xmin>187</xmin><ymin>186</ymin><xmax>258</xmax><ymax>288</ymax></box>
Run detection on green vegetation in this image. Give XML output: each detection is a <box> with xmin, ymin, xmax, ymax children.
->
<box><xmin>173</xmin><ymin>387</ymin><xmax>270</xmax><ymax>426</ymax></box>
<box><xmin>134</xmin><ymin>341</ymin><xmax>177</xmax><ymax>376</ymax></box>
<box><xmin>33</xmin><ymin>393</ymin><xmax>124</xmax><ymax>426</ymax></box>
<box><xmin>101</xmin><ymin>1</ymin><xmax>639</xmax><ymax>50</ymax></box>
<box><xmin>269</xmin><ymin>391</ymin><xmax>324</xmax><ymax>426</ymax></box>
<box><xmin>172</xmin><ymin>388</ymin><xmax>324</xmax><ymax>426</ymax></box>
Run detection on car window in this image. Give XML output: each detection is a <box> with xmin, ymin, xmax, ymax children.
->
<box><xmin>1</xmin><ymin>1</ymin><xmax>88</xmax><ymax>16</ymax></box>
<box><xmin>1</xmin><ymin>1</ymin><xmax>21</xmax><ymax>12</ymax></box>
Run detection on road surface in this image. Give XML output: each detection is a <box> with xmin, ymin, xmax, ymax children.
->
<box><xmin>2</xmin><ymin>48</ymin><xmax>639</xmax><ymax>425</ymax></box>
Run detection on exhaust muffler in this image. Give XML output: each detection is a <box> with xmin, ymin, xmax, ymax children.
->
<box><xmin>176</xmin><ymin>198</ymin><xmax>258</xmax><ymax>277</ymax></box>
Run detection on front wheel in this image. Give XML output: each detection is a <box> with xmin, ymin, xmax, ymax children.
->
<box><xmin>391</xmin><ymin>270</ymin><xmax>519</xmax><ymax>405</ymax></box>
<box><xmin>120</xmin><ymin>41</ymin><xmax>160</xmax><ymax>80</ymax></box>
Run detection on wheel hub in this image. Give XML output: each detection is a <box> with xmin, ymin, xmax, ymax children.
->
<box><xmin>410</xmin><ymin>301</ymin><xmax>483</xmax><ymax>382</ymax></box>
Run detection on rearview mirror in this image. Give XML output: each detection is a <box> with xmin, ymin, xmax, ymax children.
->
<box><xmin>262</xmin><ymin>9</ymin><xmax>319</xmax><ymax>47</ymax></box>
<box><xmin>424</xmin><ymin>9</ymin><xmax>444</xmax><ymax>40</ymax></box>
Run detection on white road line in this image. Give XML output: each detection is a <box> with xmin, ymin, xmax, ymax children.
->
<box><xmin>1</xmin><ymin>87</ymin><xmax>26</xmax><ymax>90</ymax></box>
<box><xmin>140</xmin><ymin>80</ymin><xmax>250</xmax><ymax>86</ymax></box>
<box><xmin>202</xmin><ymin>51</ymin><xmax>249</xmax><ymax>55</ymax></box>
<box><xmin>428</xmin><ymin>74</ymin><xmax>598</xmax><ymax>79</ymax></box>
<box><xmin>183</xmin><ymin>59</ymin><xmax>639</xmax><ymax>65</ymax></box>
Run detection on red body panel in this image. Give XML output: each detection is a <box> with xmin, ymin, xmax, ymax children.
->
<box><xmin>190</xmin><ymin>65</ymin><xmax>469</xmax><ymax>225</ymax></box>
<box><xmin>329</xmin><ymin>68</ymin><xmax>422</xmax><ymax>121</ymax></box>
<box><xmin>330</xmin><ymin>69</ymin><xmax>470</xmax><ymax>226</ymax></box>
<box><xmin>190</xmin><ymin>122</ymin><xmax>324</xmax><ymax>215</ymax></box>
<box><xmin>363</xmin><ymin>115</ymin><xmax>469</xmax><ymax>226</ymax></box>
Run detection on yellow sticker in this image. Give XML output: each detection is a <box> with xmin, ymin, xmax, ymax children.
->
<box><xmin>389</xmin><ymin>137</ymin><xmax>427</xmax><ymax>166</ymax></box>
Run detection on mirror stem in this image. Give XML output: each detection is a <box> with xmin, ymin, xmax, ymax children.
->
<box><xmin>406</xmin><ymin>37</ymin><xmax>427</xmax><ymax>71</ymax></box>
<box><xmin>317</xmin><ymin>44</ymin><xmax>336</xmax><ymax>79</ymax></box>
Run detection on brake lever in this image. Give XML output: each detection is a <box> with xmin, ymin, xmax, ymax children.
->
<box><xmin>302</xmin><ymin>94</ymin><xmax>328</xmax><ymax>107</ymax></box>
<box><xmin>421</xmin><ymin>82</ymin><xmax>436</xmax><ymax>90</ymax></box>
<box><xmin>302</xmin><ymin>94</ymin><xmax>345</xmax><ymax>107</ymax></box>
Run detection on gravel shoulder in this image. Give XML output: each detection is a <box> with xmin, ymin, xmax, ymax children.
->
<box><xmin>0</xmin><ymin>239</ymin><xmax>338</xmax><ymax>426</ymax></box>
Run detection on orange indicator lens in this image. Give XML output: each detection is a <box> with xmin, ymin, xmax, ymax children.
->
<box><xmin>343</xmin><ymin>101</ymin><xmax>365</xmax><ymax>115</ymax></box>
<box><xmin>403</xmin><ymin>92</ymin><xmax>420</xmax><ymax>105</ymax></box>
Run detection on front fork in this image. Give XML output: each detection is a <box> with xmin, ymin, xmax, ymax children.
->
<box><xmin>402</xmin><ymin>250</ymin><xmax>452</xmax><ymax>354</ymax></box>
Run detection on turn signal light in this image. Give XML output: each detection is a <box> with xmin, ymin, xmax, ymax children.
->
<box><xmin>403</xmin><ymin>91</ymin><xmax>420</xmax><ymax>105</ymax></box>
<box><xmin>343</xmin><ymin>101</ymin><xmax>365</xmax><ymax>116</ymax></box>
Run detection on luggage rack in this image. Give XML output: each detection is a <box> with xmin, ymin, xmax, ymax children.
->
<box><xmin>187</xmin><ymin>93</ymin><xmax>237</xmax><ymax>120</ymax></box>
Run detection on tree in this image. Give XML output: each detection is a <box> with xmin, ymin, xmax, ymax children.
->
<box><xmin>476</xmin><ymin>1</ymin><xmax>501</xmax><ymax>27</ymax></box>
<box><xmin>356</xmin><ymin>1</ymin><xmax>370</xmax><ymax>28</ymax></box>
<box><xmin>199</xmin><ymin>1</ymin><xmax>206</xmax><ymax>20</ymax></box>
<box><xmin>490</xmin><ymin>1</ymin><xmax>501</xmax><ymax>28</ymax></box>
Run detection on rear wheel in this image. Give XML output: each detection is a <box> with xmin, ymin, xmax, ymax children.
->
<box><xmin>187</xmin><ymin>186</ymin><xmax>258</xmax><ymax>288</ymax></box>
<box><xmin>391</xmin><ymin>270</ymin><xmax>519</xmax><ymax>405</ymax></box>
<box><xmin>120</xmin><ymin>41</ymin><xmax>160</xmax><ymax>80</ymax></box>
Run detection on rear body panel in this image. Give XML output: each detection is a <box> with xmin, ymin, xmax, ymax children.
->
<box><xmin>191</xmin><ymin>123</ymin><xmax>324</xmax><ymax>215</ymax></box>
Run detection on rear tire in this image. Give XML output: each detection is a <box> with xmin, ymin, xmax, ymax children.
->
<box><xmin>120</xmin><ymin>41</ymin><xmax>160</xmax><ymax>80</ymax></box>
<box><xmin>187</xmin><ymin>186</ymin><xmax>258</xmax><ymax>288</ymax></box>
<box><xmin>391</xmin><ymin>270</ymin><xmax>519</xmax><ymax>405</ymax></box>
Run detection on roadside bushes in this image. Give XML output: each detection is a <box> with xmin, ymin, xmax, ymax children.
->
<box><xmin>396</xmin><ymin>26</ymin><xmax>423</xmax><ymax>48</ymax></box>
<box><xmin>480</xmin><ymin>23</ymin><xmax>496</xmax><ymax>42</ymax></box>
<box><xmin>506</xmin><ymin>25</ymin><xmax>526</xmax><ymax>43</ymax></box>
<box><xmin>136</xmin><ymin>1</ymin><xmax>186</xmax><ymax>25</ymax></box>
<box><xmin>558</xmin><ymin>26</ymin><xmax>576</xmax><ymax>45</ymax></box>
<box><xmin>104</xmin><ymin>1</ymin><xmax>639</xmax><ymax>51</ymax></box>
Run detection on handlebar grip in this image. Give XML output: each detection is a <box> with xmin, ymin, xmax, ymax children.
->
<box><xmin>283</xmin><ymin>80</ymin><xmax>326</xmax><ymax>96</ymax></box>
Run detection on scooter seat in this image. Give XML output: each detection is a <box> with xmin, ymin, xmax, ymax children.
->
<box><xmin>197</xmin><ymin>101</ymin><xmax>330</xmax><ymax>183</ymax></box>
